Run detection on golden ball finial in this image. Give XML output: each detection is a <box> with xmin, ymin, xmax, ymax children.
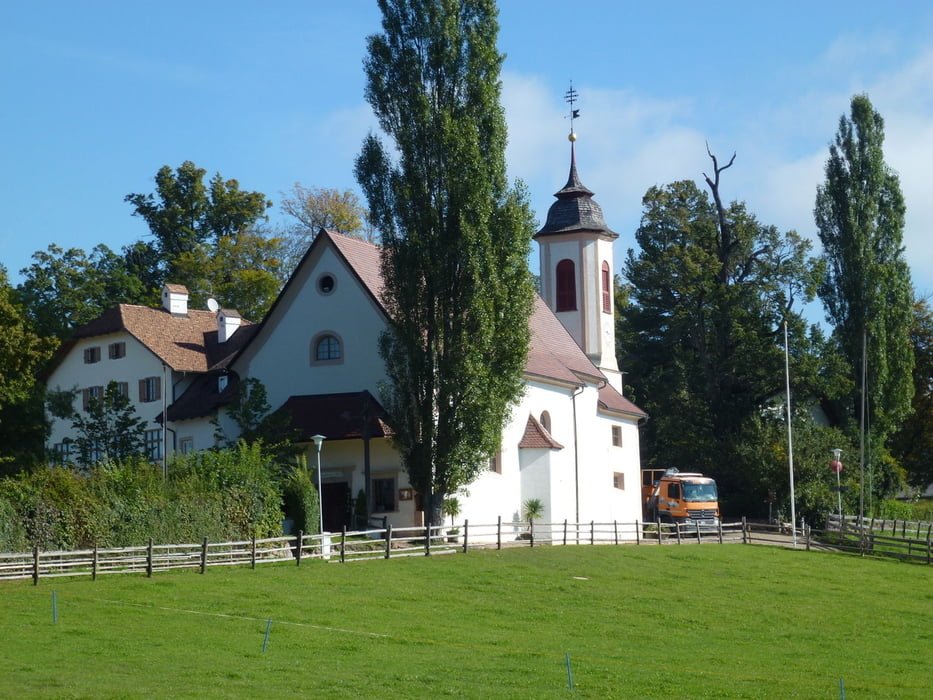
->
<box><xmin>568</xmin><ymin>131</ymin><xmax>577</xmax><ymax>142</ymax></box>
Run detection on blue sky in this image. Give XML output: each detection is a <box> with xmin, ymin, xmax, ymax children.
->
<box><xmin>3</xmin><ymin>1</ymin><xmax>933</xmax><ymax>309</ymax></box>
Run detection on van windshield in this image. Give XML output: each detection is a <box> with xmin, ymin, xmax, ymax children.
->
<box><xmin>683</xmin><ymin>481</ymin><xmax>717</xmax><ymax>502</ymax></box>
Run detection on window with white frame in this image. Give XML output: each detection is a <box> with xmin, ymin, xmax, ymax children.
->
<box><xmin>372</xmin><ymin>477</ymin><xmax>396</xmax><ymax>513</ymax></box>
<box><xmin>311</xmin><ymin>333</ymin><xmax>343</xmax><ymax>364</ymax></box>
<box><xmin>52</xmin><ymin>441</ymin><xmax>72</xmax><ymax>464</ymax></box>
<box><xmin>82</xmin><ymin>385</ymin><xmax>104</xmax><ymax>410</ymax></box>
<box><xmin>611</xmin><ymin>425</ymin><xmax>622</xmax><ymax>447</ymax></box>
<box><xmin>144</xmin><ymin>429</ymin><xmax>162</xmax><ymax>460</ymax></box>
<box><xmin>139</xmin><ymin>376</ymin><xmax>161</xmax><ymax>403</ymax></box>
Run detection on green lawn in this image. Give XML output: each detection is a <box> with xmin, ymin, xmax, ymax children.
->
<box><xmin>1</xmin><ymin>544</ymin><xmax>930</xmax><ymax>698</ymax></box>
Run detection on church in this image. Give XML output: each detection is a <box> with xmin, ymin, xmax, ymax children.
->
<box><xmin>45</xmin><ymin>145</ymin><xmax>647</xmax><ymax>534</ymax></box>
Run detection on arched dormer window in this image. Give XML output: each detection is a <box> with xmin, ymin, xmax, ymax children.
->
<box><xmin>540</xmin><ymin>411</ymin><xmax>552</xmax><ymax>434</ymax></box>
<box><xmin>311</xmin><ymin>332</ymin><xmax>343</xmax><ymax>365</ymax></box>
<box><xmin>601</xmin><ymin>261</ymin><xmax>611</xmax><ymax>313</ymax></box>
<box><xmin>556</xmin><ymin>259</ymin><xmax>576</xmax><ymax>311</ymax></box>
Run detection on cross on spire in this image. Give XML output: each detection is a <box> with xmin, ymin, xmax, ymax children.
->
<box><xmin>565</xmin><ymin>82</ymin><xmax>580</xmax><ymax>141</ymax></box>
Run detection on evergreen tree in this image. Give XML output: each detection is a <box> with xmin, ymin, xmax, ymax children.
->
<box><xmin>815</xmin><ymin>94</ymin><xmax>914</xmax><ymax>443</ymax></box>
<box><xmin>619</xmin><ymin>158</ymin><xmax>823</xmax><ymax>514</ymax></box>
<box><xmin>354</xmin><ymin>0</ymin><xmax>536</xmax><ymax>523</ymax></box>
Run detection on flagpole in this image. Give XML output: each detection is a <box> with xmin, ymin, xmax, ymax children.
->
<box><xmin>784</xmin><ymin>321</ymin><xmax>797</xmax><ymax>548</ymax></box>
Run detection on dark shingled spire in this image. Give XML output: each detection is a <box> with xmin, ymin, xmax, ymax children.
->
<box><xmin>534</xmin><ymin>143</ymin><xmax>618</xmax><ymax>240</ymax></box>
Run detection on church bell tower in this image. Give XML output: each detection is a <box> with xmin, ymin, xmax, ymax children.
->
<box><xmin>534</xmin><ymin>86</ymin><xmax>622</xmax><ymax>391</ymax></box>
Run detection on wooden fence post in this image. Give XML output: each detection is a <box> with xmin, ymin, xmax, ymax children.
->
<box><xmin>385</xmin><ymin>524</ymin><xmax>392</xmax><ymax>559</ymax></box>
<box><xmin>741</xmin><ymin>517</ymin><xmax>748</xmax><ymax>545</ymax></box>
<box><xmin>251</xmin><ymin>535</ymin><xmax>257</xmax><ymax>569</ymax></box>
<box><xmin>32</xmin><ymin>545</ymin><xmax>39</xmax><ymax>586</ymax></box>
<box><xmin>295</xmin><ymin>530</ymin><xmax>303</xmax><ymax>566</ymax></box>
<box><xmin>341</xmin><ymin>527</ymin><xmax>347</xmax><ymax>563</ymax></box>
<box><xmin>497</xmin><ymin>516</ymin><xmax>502</xmax><ymax>550</ymax></box>
<box><xmin>563</xmin><ymin>520</ymin><xmax>568</xmax><ymax>546</ymax></box>
<box><xmin>425</xmin><ymin>524</ymin><xmax>432</xmax><ymax>556</ymax></box>
<box><xmin>695</xmin><ymin>521</ymin><xmax>701</xmax><ymax>544</ymax></box>
<box><xmin>200</xmin><ymin>537</ymin><xmax>208</xmax><ymax>574</ymax></box>
<box><xmin>462</xmin><ymin>520</ymin><xmax>469</xmax><ymax>553</ymax></box>
<box><xmin>717</xmin><ymin>519</ymin><xmax>723</xmax><ymax>545</ymax></box>
<box><xmin>635</xmin><ymin>520</ymin><xmax>641</xmax><ymax>546</ymax></box>
<box><xmin>613</xmin><ymin>521</ymin><xmax>619</xmax><ymax>546</ymax></box>
<box><xmin>675</xmin><ymin>522</ymin><xmax>682</xmax><ymax>545</ymax></box>
<box><xmin>92</xmin><ymin>545</ymin><xmax>98</xmax><ymax>580</ymax></box>
<box><xmin>146</xmin><ymin>538</ymin><xmax>154</xmax><ymax>578</ymax></box>
<box><xmin>529</xmin><ymin>520</ymin><xmax>534</xmax><ymax>548</ymax></box>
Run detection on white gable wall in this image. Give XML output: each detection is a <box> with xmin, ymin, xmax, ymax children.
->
<box><xmin>233</xmin><ymin>244</ymin><xmax>388</xmax><ymax>413</ymax></box>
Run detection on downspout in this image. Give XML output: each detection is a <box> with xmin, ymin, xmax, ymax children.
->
<box><xmin>162</xmin><ymin>363</ymin><xmax>169</xmax><ymax>478</ymax></box>
<box><xmin>571</xmin><ymin>383</ymin><xmax>585</xmax><ymax>523</ymax></box>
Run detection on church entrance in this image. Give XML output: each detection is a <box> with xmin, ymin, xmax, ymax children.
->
<box><xmin>322</xmin><ymin>481</ymin><xmax>351</xmax><ymax>533</ymax></box>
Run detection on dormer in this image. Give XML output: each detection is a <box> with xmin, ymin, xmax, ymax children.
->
<box><xmin>218</xmin><ymin>309</ymin><xmax>242</xmax><ymax>343</ymax></box>
<box><xmin>162</xmin><ymin>284</ymin><xmax>189</xmax><ymax>317</ymax></box>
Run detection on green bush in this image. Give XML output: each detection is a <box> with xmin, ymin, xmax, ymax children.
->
<box><xmin>282</xmin><ymin>456</ymin><xmax>320</xmax><ymax>535</ymax></box>
<box><xmin>0</xmin><ymin>442</ymin><xmax>285</xmax><ymax>553</ymax></box>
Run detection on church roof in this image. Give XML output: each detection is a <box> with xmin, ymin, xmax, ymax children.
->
<box><xmin>318</xmin><ymin>230</ymin><xmax>645</xmax><ymax>419</ymax></box>
<box><xmin>534</xmin><ymin>145</ymin><xmax>618</xmax><ymax>240</ymax></box>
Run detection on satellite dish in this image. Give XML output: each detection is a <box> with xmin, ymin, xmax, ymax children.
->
<box><xmin>206</xmin><ymin>297</ymin><xmax>220</xmax><ymax>312</ymax></box>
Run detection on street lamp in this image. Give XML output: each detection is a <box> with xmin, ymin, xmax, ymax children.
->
<box><xmin>831</xmin><ymin>448</ymin><xmax>843</xmax><ymax>525</ymax></box>
<box><xmin>311</xmin><ymin>435</ymin><xmax>325</xmax><ymax>535</ymax></box>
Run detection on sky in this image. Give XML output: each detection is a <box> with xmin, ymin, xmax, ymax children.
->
<box><xmin>3</xmin><ymin>1</ymin><xmax>933</xmax><ymax>313</ymax></box>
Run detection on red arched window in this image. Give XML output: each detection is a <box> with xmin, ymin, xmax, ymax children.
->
<box><xmin>556</xmin><ymin>259</ymin><xmax>576</xmax><ymax>311</ymax></box>
<box><xmin>601</xmin><ymin>261</ymin><xmax>611</xmax><ymax>313</ymax></box>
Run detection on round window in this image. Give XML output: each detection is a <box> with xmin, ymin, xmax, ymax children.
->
<box><xmin>318</xmin><ymin>274</ymin><xmax>336</xmax><ymax>295</ymax></box>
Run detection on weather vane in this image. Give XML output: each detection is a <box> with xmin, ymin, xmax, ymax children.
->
<box><xmin>565</xmin><ymin>81</ymin><xmax>580</xmax><ymax>142</ymax></box>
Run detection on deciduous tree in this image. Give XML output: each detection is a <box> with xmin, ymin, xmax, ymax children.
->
<box><xmin>17</xmin><ymin>244</ymin><xmax>147</xmax><ymax>340</ymax></box>
<box><xmin>124</xmin><ymin>161</ymin><xmax>273</xmax><ymax>296</ymax></box>
<box><xmin>354</xmin><ymin>0</ymin><xmax>536</xmax><ymax>524</ymax></box>
<box><xmin>47</xmin><ymin>381</ymin><xmax>148</xmax><ymax>468</ymax></box>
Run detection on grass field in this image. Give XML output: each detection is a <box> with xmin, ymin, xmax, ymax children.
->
<box><xmin>1</xmin><ymin>544</ymin><xmax>930</xmax><ymax>698</ymax></box>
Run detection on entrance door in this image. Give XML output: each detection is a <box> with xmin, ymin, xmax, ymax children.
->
<box><xmin>322</xmin><ymin>482</ymin><xmax>350</xmax><ymax>533</ymax></box>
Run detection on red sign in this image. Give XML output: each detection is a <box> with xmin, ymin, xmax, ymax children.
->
<box><xmin>830</xmin><ymin>459</ymin><xmax>843</xmax><ymax>473</ymax></box>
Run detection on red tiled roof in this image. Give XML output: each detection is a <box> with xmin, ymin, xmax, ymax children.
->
<box><xmin>518</xmin><ymin>414</ymin><xmax>564</xmax><ymax>449</ymax></box>
<box><xmin>70</xmin><ymin>305</ymin><xmax>256</xmax><ymax>372</ymax></box>
<box><xmin>598</xmin><ymin>383</ymin><xmax>647</xmax><ymax>419</ymax></box>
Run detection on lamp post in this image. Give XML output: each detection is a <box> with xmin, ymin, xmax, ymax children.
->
<box><xmin>831</xmin><ymin>448</ymin><xmax>843</xmax><ymax>524</ymax></box>
<box><xmin>311</xmin><ymin>435</ymin><xmax>325</xmax><ymax>535</ymax></box>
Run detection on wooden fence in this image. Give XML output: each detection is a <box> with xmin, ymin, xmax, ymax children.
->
<box><xmin>819</xmin><ymin>513</ymin><xmax>933</xmax><ymax>564</ymax></box>
<box><xmin>4</xmin><ymin>515</ymin><xmax>926</xmax><ymax>584</ymax></box>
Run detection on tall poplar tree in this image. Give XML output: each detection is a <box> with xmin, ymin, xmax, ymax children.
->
<box><xmin>815</xmin><ymin>94</ymin><xmax>914</xmax><ymax>441</ymax></box>
<box><xmin>354</xmin><ymin>0</ymin><xmax>536</xmax><ymax>524</ymax></box>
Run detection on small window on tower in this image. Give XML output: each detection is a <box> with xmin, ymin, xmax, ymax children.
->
<box><xmin>556</xmin><ymin>259</ymin><xmax>576</xmax><ymax>311</ymax></box>
<box><xmin>601</xmin><ymin>261</ymin><xmax>611</xmax><ymax>313</ymax></box>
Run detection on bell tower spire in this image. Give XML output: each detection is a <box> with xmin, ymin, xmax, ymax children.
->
<box><xmin>534</xmin><ymin>84</ymin><xmax>622</xmax><ymax>391</ymax></box>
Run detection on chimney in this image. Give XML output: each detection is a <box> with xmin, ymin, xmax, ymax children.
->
<box><xmin>162</xmin><ymin>284</ymin><xmax>189</xmax><ymax>316</ymax></box>
<box><xmin>218</xmin><ymin>309</ymin><xmax>242</xmax><ymax>343</ymax></box>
